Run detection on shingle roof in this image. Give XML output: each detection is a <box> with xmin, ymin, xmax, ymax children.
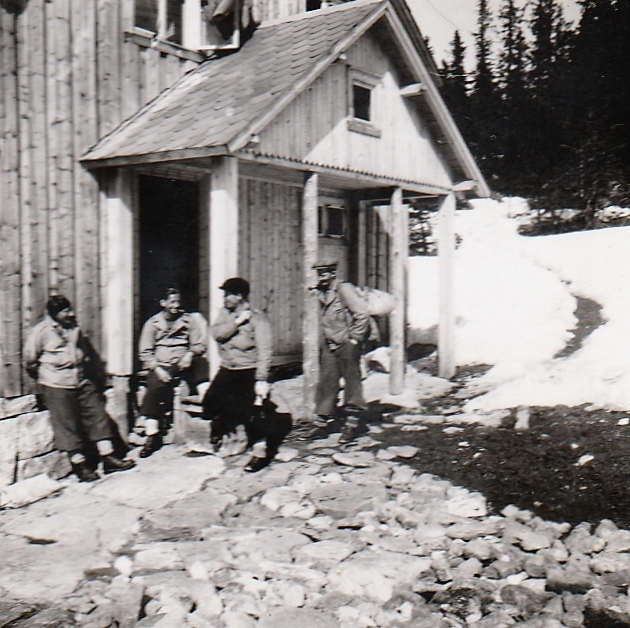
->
<box><xmin>83</xmin><ymin>0</ymin><xmax>385</xmax><ymax>164</ymax></box>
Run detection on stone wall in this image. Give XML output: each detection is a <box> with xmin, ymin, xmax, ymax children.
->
<box><xmin>0</xmin><ymin>395</ymin><xmax>70</xmax><ymax>488</ymax></box>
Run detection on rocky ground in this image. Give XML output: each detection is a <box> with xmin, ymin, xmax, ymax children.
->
<box><xmin>3</xmin><ymin>375</ymin><xmax>630</xmax><ymax>628</ymax></box>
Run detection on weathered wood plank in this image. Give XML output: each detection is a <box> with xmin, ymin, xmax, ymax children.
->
<box><xmin>72</xmin><ymin>0</ymin><xmax>100</xmax><ymax>344</ymax></box>
<box><xmin>302</xmin><ymin>173</ymin><xmax>319</xmax><ymax>419</ymax></box>
<box><xmin>1</xmin><ymin>8</ymin><xmax>23</xmax><ymax>396</ymax></box>
<box><xmin>389</xmin><ymin>187</ymin><xmax>406</xmax><ymax>395</ymax></box>
<box><xmin>96</xmin><ymin>0</ymin><xmax>121</xmax><ymax>137</ymax></box>
<box><xmin>438</xmin><ymin>193</ymin><xmax>456</xmax><ymax>379</ymax></box>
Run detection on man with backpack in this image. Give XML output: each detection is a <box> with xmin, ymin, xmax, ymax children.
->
<box><xmin>310</xmin><ymin>259</ymin><xmax>370</xmax><ymax>443</ymax></box>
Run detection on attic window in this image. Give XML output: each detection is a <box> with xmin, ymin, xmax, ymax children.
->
<box><xmin>306</xmin><ymin>0</ymin><xmax>322</xmax><ymax>10</ymax></box>
<box><xmin>134</xmin><ymin>0</ymin><xmax>184</xmax><ymax>45</ymax></box>
<box><xmin>353</xmin><ymin>84</ymin><xmax>371</xmax><ymax>122</ymax></box>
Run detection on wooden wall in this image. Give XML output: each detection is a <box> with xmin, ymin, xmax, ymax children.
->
<box><xmin>238</xmin><ymin>176</ymin><xmax>304</xmax><ymax>358</ymax></box>
<box><xmin>256</xmin><ymin>29</ymin><xmax>454</xmax><ymax>189</ymax></box>
<box><xmin>0</xmin><ymin>0</ymin><xmax>196</xmax><ymax>398</ymax></box>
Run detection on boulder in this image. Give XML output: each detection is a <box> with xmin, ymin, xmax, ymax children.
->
<box><xmin>294</xmin><ymin>540</ymin><xmax>355</xmax><ymax>569</ymax></box>
<box><xmin>16</xmin><ymin>451</ymin><xmax>71</xmax><ymax>482</ymax></box>
<box><xmin>17</xmin><ymin>412</ymin><xmax>55</xmax><ymax>459</ymax></box>
<box><xmin>0</xmin><ymin>418</ymin><xmax>19</xmax><ymax>489</ymax></box>
<box><xmin>258</xmin><ymin>607</ymin><xmax>339</xmax><ymax>628</ymax></box>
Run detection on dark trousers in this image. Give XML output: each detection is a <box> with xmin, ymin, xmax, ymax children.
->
<box><xmin>40</xmin><ymin>381</ymin><xmax>113</xmax><ymax>452</ymax></box>
<box><xmin>202</xmin><ymin>368</ymin><xmax>257</xmax><ymax>440</ymax></box>
<box><xmin>141</xmin><ymin>368</ymin><xmax>177</xmax><ymax>420</ymax></box>
<box><xmin>316</xmin><ymin>340</ymin><xmax>367</xmax><ymax>417</ymax></box>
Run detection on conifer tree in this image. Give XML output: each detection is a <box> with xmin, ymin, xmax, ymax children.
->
<box><xmin>440</xmin><ymin>31</ymin><xmax>469</xmax><ymax>139</ymax></box>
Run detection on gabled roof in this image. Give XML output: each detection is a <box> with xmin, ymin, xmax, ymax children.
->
<box><xmin>82</xmin><ymin>0</ymin><xmax>489</xmax><ymax>196</ymax></box>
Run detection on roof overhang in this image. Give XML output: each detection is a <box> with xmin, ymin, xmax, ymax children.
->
<box><xmin>81</xmin><ymin>145</ymin><xmax>229</xmax><ymax>169</ymax></box>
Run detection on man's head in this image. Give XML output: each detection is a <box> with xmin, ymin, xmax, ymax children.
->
<box><xmin>313</xmin><ymin>259</ymin><xmax>338</xmax><ymax>291</ymax></box>
<box><xmin>220</xmin><ymin>277</ymin><xmax>250</xmax><ymax>311</ymax></box>
<box><xmin>46</xmin><ymin>294</ymin><xmax>76</xmax><ymax>328</ymax></box>
<box><xmin>160</xmin><ymin>288</ymin><xmax>183</xmax><ymax>319</ymax></box>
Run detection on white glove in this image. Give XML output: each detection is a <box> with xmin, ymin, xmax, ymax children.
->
<box><xmin>254</xmin><ymin>380</ymin><xmax>270</xmax><ymax>399</ymax></box>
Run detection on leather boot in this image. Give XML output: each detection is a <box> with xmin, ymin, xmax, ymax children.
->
<box><xmin>72</xmin><ymin>462</ymin><xmax>99</xmax><ymax>483</ymax></box>
<box><xmin>139</xmin><ymin>434</ymin><xmax>162</xmax><ymax>459</ymax></box>
<box><xmin>102</xmin><ymin>455</ymin><xmax>136</xmax><ymax>474</ymax></box>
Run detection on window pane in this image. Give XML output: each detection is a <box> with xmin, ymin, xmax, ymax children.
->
<box><xmin>135</xmin><ymin>0</ymin><xmax>157</xmax><ymax>32</ymax></box>
<box><xmin>306</xmin><ymin>0</ymin><xmax>321</xmax><ymax>10</ymax></box>
<box><xmin>166</xmin><ymin>0</ymin><xmax>184</xmax><ymax>44</ymax></box>
<box><xmin>353</xmin><ymin>84</ymin><xmax>371</xmax><ymax>121</ymax></box>
<box><xmin>318</xmin><ymin>205</ymin><xmax>325</xmax><ymax>236</ymax></box>
<box><xmin>327</xmin><ymin>206</ymin><xmax>344</xmax><ymax>237</ymax></box>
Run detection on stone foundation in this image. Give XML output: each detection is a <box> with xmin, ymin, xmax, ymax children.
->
<box><xmin>0</xmin><ymin>395</ymin><xmax>71</xmax><ymax>488</ymax></box>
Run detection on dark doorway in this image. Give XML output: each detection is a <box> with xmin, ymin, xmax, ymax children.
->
<box><xmin>138</xmin><ymin>176</ymin><xmax>200</xmax><ymax>325</ymax></box>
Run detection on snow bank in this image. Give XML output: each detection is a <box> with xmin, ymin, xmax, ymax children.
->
<box><xmin>407</xmin><ymin>197</ymin><xmax>630</xmax><ymax>411</ymax></box>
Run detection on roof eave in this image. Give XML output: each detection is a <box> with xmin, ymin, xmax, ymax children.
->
<box><xmin>80</xmin><ymin>146</ymin><xmax>230</xmax><ymax>169</ymax></box>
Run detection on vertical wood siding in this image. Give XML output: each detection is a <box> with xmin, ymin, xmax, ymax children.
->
<box><xmin>0</xmin><ymin>0</ymin><xmax>196</xmax><ymax>397</ymax></box>
<box><xmin>257</xmin><ymin>31</ymin><xmax>453</xmax><ymax>189</ymax></box>
<box><xmin>239</xmin><ymin>177</ymin><xmax>303</xmax><ymax>358</ymax></box>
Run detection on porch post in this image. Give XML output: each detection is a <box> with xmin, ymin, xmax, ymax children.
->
<box><xmin>438</xmin><ymin>192</ymin><xmax>456</xmax><ymax>379</ymax></box>
<box><xmin>389</xmin><ymin>186</ymin><xmax>407</xmax><ymax>395</ymax></box>
<box><xmin>101</xmin><ymin>168</ymin><xmax>134</xmax><ymax>440</ymax></box>
<box><xmin>302</xmin><ymin>172</ymin><xmax>319</xmax><ymax>419</ymax></box>
<box><xmin>207</xmin><ymin>156</ymin><xmax>239</xmax><ymax>379</ymax></box>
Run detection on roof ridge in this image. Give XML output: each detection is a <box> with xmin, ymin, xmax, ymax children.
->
<box><xmin>258</xmin><ymin>0</ymin><xmax>384</xmax><ymax>28</ymax></box>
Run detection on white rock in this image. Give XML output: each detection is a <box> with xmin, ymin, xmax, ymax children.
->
<box><xmin>133</xmin><ymin>547</ymin><xmax>184</xmax><ymax>572</ymax></box>
<box><xmin>400</xmin><ymin>425</ymin><xmax>428</xmax><ymax>432</ymax></box>
<box><xmin>386</xmin><ymin>445</ymin><xmax>419</xmax><ymax>459</ymax></box>
<box><xmin>114</xmin><ymin>556</ymin><xmax>133</xmax><ymax>576</ymax></box>
<box><xmin>306</xmin><ymin>515</ymin><xmax>334</xmax><ymax>531</ymax></box>
<box><xmin>390</xmin><ymin>466</ymin><xmax>416</xmax><ymax>486</ymax></box>
<box><xmin>321</xmin><ymin>472</ymin><xmax>343</xmax><ymax>484</ymax></box>
<box><xmin>331</xmin><ymin>451</ymin><xmax>375</xmax><ymax>468</ymax></box>
<box><xmin>576</xmin><ymin>454</ymin><xmax>594</xmax><ymax>466</ymax></box>
<box><xmin>221</xmin><ymin>611</ymin><xmax>257</xmax><ymax>628</ymax></box>
<box><xmin>188</xmin><ymin>560</ymin><xmax>209</xmax><ymax>581</ymax></box>
<box><xmin>618</xmin><ymin>418</ymin><xmax>629</xmax><ymax>426</ymax></box>
<box><xmin>276</xmin><ymin>447</ymin><xmax>299</xmax><ymax>463</ymax></box>
<box><xmin>295</xmin><ymin>540</ymin><xmax>354</xmax><ymax>568</ymax></box>
<box><xmin>280</xmin><ymin>501</ymin><xmax>317</xmax><ymax>520</ymax></box>
<box><xmin>0</xmin><ymin>473</ymin><xmax>63</xmax><ymax>509</ymax></box>
<box><xmin>446</xmin><ymin>492</ymin><xmax>487</xmax><ymax>518</ymax></box>
<box><xmin>260</xmin><ymin>487</ymin><xmax>301</xmax><ymax>512</ymax></box>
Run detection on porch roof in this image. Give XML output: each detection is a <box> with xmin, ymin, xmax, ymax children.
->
<box><xmin>82</xmin><ymin>0</ymin><xmax>384</xmax><ymax>165</ymax></box>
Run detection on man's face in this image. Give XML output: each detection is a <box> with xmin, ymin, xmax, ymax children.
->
<box><xmin>161</xmin><ymin>293</ymin><xmax>182</xmax><ymax>318</ymax></box>
<box><xmin>224</xmin><ymin>292</ymin><xmax>243</xmax><ymax>311</ymax></box>
<box><xmin>316</xmin><ymin>268</ymin><xmax>336</xmax><ymax>290</ymax></box>
<box><xmin>55</xmin><ymin>307</ymin><xmax>76</xmax><ymax>329</ymax></box>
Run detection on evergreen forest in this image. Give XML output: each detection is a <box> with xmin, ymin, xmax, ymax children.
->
<box><xmin>438</xmin><ymin>0</ymin><xmax>630</xmax><ymax>230</ymax></box>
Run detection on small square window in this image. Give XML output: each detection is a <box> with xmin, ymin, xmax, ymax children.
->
<box><xmin>353</xmin><ymin>84</ymin><xmax>371</xmax><ymax>122</ymax></box>
<box><xmin>327</xmin><ymin>206</ymin><xmax>345</xmax><ymax>237</ymax></box>
<box><xmin>306</xmin><ymin>0</ymin><xmax>322</xmax><ymax>10</ymax></box>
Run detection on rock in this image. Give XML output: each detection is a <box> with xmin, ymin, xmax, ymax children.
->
<box><xmin>606</xmin><ymin>530</ymin><xmax>630</xmax><ymax>553</ymax></box>
<box><xmin>309</xmin><ymin>482</ymin><xmax>387</xmax><ymax>519</ymax></box>
<box><xmin>279</xmin><ymin>501</ymin><xmax>317</xmax><ymax>520</ymax></box>
<box><xmin>376</xmin><ymin>449</ymin><xmax>396</xmax><ymax>461</ymax></box>
<box><xmin>114</xmin><ymin>556</ymin><xmax>133</xmax><ymax>576</ymax></box>
<box><xmin>564</xmin><ymin>523</ymin><xmax>606</xmax><ymax>554</ymax></box>
<box><xmin>108</xmin><ymin>580</ymin><xmax>144</xmax><ymax>628</ymax></box>
<box><xmin>221</xmin><ymin>611</ymin><xmax>258</xmax><ymax>628</ymax></box>
<box><xmin>260</xmin><ymin>487</ymin><xmax>301</xmax><ymax>512</ymax></box>
<box><xmin>0</xmin><ymin>418</ymin><xmax>19</xmax><ymax>489</ymax></box>
<box><xmin>514</xmin><ymin>406</ymin><xmax>530</xmax><ymax>431</ymax></box>
<box><xmin>546</xmin><ymin>566</ymin><xmax>599</xmax><ymax>594</ymax></box>
<box><xmin>386</xmin><ymin>446</ymin><xmax>419</xmax><ymax>459</ymax></box>
<box><xmin>389</xmin><ymin>466</ymin><xmax>416</xmax><ymax>486</ymax></box>
<box><xmin>446</xmin><ymin>492</ymin><xmax>487</xmax><ymax>518</ymax></box>
<box><xmin>294</xmin><ymin>540</ymin><xmax>355</xmax><ymax>569</ymax></box>
<box><xmin>447</xmin><ymin>519</ymin><xmax>500</xmax><ymax>540</ymax></box>
<box><xmin>17</xmin><ymin>412</ymin><xmax>55</xmax><ymax>459</ymax></box>
<box><xmin>525</xmin><ymin>554</ymin><xmax>549</xmax><ymax>579</ymax></box>
<box><xmin>590</xmin><ymin>551</ymin><xmax>630</xmax><ymax>574</ymax></box>
<box><xmin>465</xmin><ymin>539</ymin><xmax>495</xmax><ymax>561</ymax></box>
<box><xmin>503</xmin><ymin>520</ymin><xmax>552</xmax><ymax>551</ymax></box>
<box><xmin>500</xmin><ymin>584</ymin><xmax>549</xmax><ymax>617</ymax></box>
<box><xmin>0</xmin><ymin>474</ymin><xmax>63</xmax><ymax>509</ymax></box>
<box><xmin>331</xmin><ymin>451</ymin><xmax>375</xmax><ymax>468</ymax></box>
<box><xmin>1</xmin><ymin>395</ymin><xmax>37</xmax><ymax>419</ymax></box>
<box><xmin>16</xmin><ymin>451</ymin><xmax>71</xmax><ymax>482</ymax></box>
<box><xmin>133</xmin><ymin>546</ymin><xmax>185</xmax><ymax>573</ymax></box>
<box><xmin>258</xmin><ymin>607</ymin><xmax>340</xmax><ymax>628</ymax></box>
<box><xmin>0</xmin><ymin>598</ymin><xmax>39</xmax><ymax>626</ymax></box>
<box><xmin>595</xmin><ymin>519</ymin><xmax>619</xmax><ymax>540</ymax></box>
<box><xmin>275</xmin><ymin>447</ymin><xmax>299</xmax><ymax>463</ymax></box>
<box><xmin>453</xmin><ymin>557</ymin><xmax>483</xmax><ymax>579</ymax></box>
<box><xmin>231</xmin><ymin>529</ymin><xmax>311</xmax><ymax>562</ymax></box>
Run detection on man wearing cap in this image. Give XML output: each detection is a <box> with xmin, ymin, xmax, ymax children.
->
<box><xmin>137</xmin><ymin>287</ymin><xmax>207</xmax><ymax>458</ymax></box>
<box><xmin>24</xmin><ymin>294</ymin><xmax>136</xmax><ymax>481</ymax></box>
<box><xmin>310</xmin><ymin>259</ymin><xmax>370</xmax><ymax>443</ymax></box>
<box><xmin>201</xmin><ymin>277</ymin><xmax>275</xmax><ymax>472</ymax></box>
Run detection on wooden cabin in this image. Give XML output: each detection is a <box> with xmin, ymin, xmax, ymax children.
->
<box><xmin>0</xmin><ymin>0</ymin><xmax>489</xmax><ymax>422</ymax></box>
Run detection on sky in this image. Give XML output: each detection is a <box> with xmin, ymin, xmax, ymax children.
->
<box><xmin>407</xmin><ymin>0</ymin><xmax>582</xmax><ymax>70</ymax></box>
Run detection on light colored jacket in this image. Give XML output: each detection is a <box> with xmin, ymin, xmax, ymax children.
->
<box><xmin>139</xmin><ymin>311</ymin><xmax>207</xmax><ymax>371</ymax></box>
<box><xmin>24</xmin><ymin>316</ymin><xmax>85</xmax><ymax>389</ymax></box>
<box><xmin>211</xmin><ymin>307</ymin><xmax>272</xmax><ymax>381</ymax></box>
<box><xmin>319</xmin><ymin>280</ymin><xmax>370</xmax><ymax>349</ymax></box>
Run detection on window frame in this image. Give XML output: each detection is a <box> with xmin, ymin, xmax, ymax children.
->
<box><xmin>318</xmin><ymin>201</ymin><xmax>347</xmax><ymax>240</ymax></box>
<box><xmin>346</xmin><ymin>68</ymin><xmax>382</xmax><ymax>138</ymax></box>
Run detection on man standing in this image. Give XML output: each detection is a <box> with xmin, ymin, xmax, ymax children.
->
<box><xmin>201</xmin><ymin>277</ymin><xmax>276</xmax><ymax>472</ymax></box>
<box><xmin>138</xmin><ymin>288</ymin><xmax>207</xmax><ymax>458</ymax></box>
<box><xmin>310</xmin><ymin>259</ymin><xmax>370</xmax><ymax>443</ymax></box>
<box><xmin>24</xmin><ymin>295</ymin><xmax>136</xmax><ymax>482</ymax></box>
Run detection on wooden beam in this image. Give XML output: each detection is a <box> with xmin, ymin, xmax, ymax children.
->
<box><xmin>302</xmin><ymin>172</ymin><xmax>319</xmax><ymax>419</ymax></box>
<box><xmin>101</xmin><ymin>169</ymin><xmax>134</xmax><ymax>377</ymax></box>
<box><xmin>389</xmin><ymin>187</ymin><xmax>407</xmax><ymax>395</ymax></box>
<box><xmin>438</xmin><ymin>193</ymin><xmax>456</xmax><ymax>379</ymax></box>
<box><xmin>400</xmin><ymin>83</ymin><xmax>426</xmax><ymax>97</ymax></box>
<box><xmin>207</xmin><ymin>156</ymin><xmax>239</xmax><ymax>378</ymax></box>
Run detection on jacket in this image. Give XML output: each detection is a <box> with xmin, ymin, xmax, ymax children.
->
<box><xmin>319</xmin><ymin>280</ymin><xmax>370</xmax><ymax>350</ymax></box>
<box><xmin>139</xmin><ymin>311</ymin><xmax>207</xmax><ymax>371</ymax></box>
<box><xmin>211</xmin><ymin>307</ymin><xmax>272</xmax><ymax>381</ymax></box>
<box><xmin>24</xmin><ymin>316</ymin><xmax>86</xmax><ymax>389</ymax></box>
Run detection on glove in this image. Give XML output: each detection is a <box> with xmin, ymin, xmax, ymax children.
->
<box><xmin>254</xmin><ymin>380</ymin><xmax>270</xmax><ymax>399</ymax></box>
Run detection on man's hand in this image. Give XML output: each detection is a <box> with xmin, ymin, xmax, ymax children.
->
<box><xmin>254</xmin><ymin>380</ymin><xmax>270</xmax><ymax>399</ymax></box>
<box><xmin>178</xmin><ymin>352</ymin><xmax>193</xmax><ymax>370</ymax></box>
<box><xmin>348</xmin><ymin>338</ymin><xmax>359</xmax><ymax>346</ymax></box>
<box><xmin>155</xmin><ymin>366</ymin><xmax>173</xmax><ymax>383</ymax></box>
<box><xmin>234</xmin><ymin>310</ymin><xmax>252</xmax><ymax>326</ymax></box>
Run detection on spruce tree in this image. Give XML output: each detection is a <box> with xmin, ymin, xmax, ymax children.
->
<box><xmin>440</xmin><ymin>31</ymin><xmax>469</xmax><ymax>140</ymax></box>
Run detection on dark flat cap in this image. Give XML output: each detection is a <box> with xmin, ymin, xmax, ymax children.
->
<box><xmin>312</xmin><ymin>258</ymin><xmax>338</xmax><ymax>270</ymax></box>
